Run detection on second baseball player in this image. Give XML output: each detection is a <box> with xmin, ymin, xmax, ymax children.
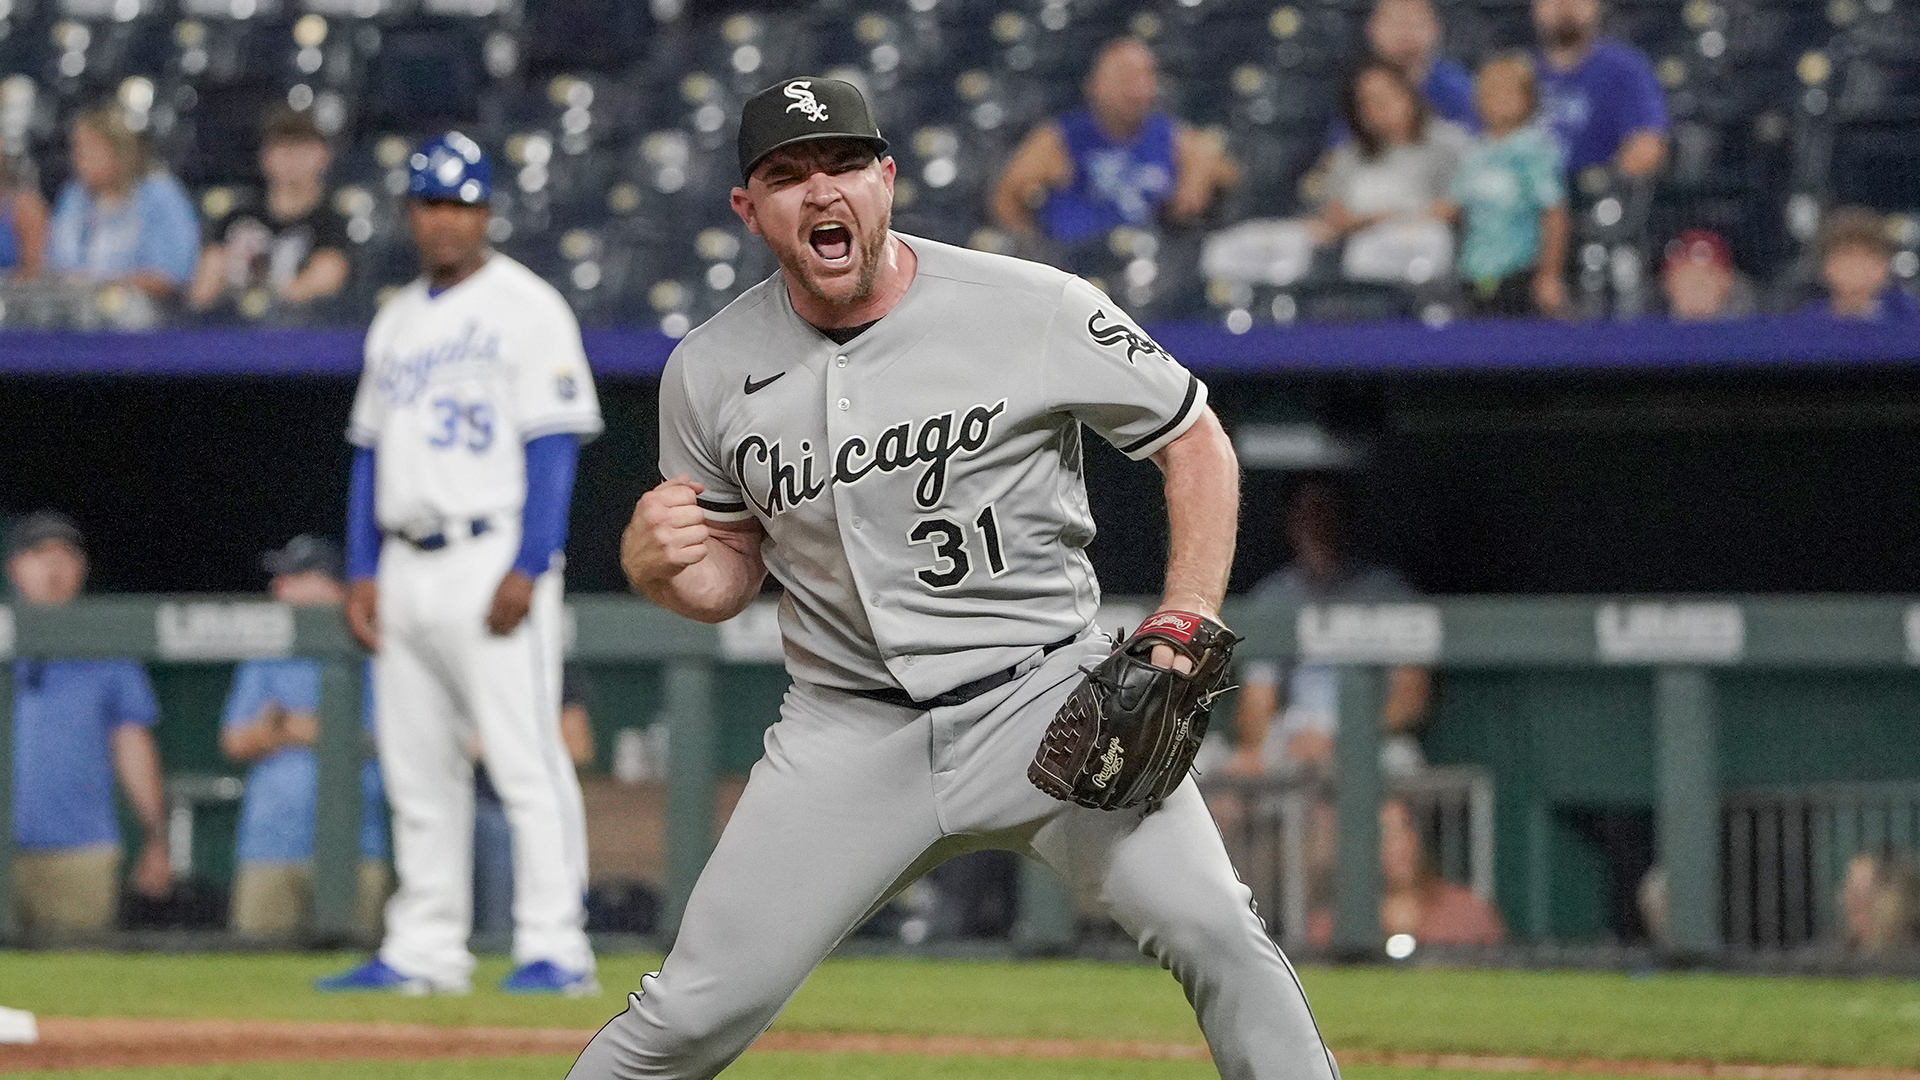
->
<box><xmin>319</xmin><ymin>133</ymin><xmax>603</xmax><ymax>997</ymax></box>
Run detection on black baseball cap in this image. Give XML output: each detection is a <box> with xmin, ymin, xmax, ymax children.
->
<box><xmin>7</xmin><ymin>511</ymin><xmax>83</xmax><ymax>558</ymax></box>
<box><xmin>737</xmin><ymin>76</ymin><xmax>889</xmax><ymax>183</ymax></box>
<box><xmin>262</xmin><ymin>534</ymin><xmax>343</xmax><ymax>580</ymax></box>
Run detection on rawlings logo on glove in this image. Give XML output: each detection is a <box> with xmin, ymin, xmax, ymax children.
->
<box><xmin>1028</xmin><ymin>611</ymin><xmax>1237</xmax><ymax>811</ymax></box>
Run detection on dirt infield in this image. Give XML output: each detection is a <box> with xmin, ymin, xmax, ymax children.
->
<box><xmin>7</xmin><ymin>1018</ymin><xmax>1920</xmax><ymax>1078</ymax></box>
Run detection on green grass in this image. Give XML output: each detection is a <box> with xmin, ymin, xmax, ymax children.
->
<box><xmin>4</xmin><ymin>953</ymin><xmax>1920</xmax><ymax>1069</ymax></box>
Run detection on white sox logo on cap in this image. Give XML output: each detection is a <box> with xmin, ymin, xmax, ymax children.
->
<box><xmin>784</xmin><ymin>80</ymin><xmax>829</xmax><ymax>122</ymax></box>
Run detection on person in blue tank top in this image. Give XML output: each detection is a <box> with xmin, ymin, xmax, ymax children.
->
<box><xmin>993</xmin><ymin>38</ymin><xmax>1237</xmax><ymax>250</ymax></box>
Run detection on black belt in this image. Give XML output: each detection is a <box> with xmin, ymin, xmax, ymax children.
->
<box><xmin>401</xmin><ymin>517</ymin><xmax>491</xmax><ymax>551</ymax></box>
<box><xmin>849</xmin><ymin>635</ymin><xmax>1079</xmax><ymax>711</ymax></box>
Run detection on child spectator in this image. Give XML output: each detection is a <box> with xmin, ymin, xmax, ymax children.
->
<box><xmin>1443</xmin><ymin>54</ymin><xmax>1569</xmax><ymax>317</ymax></box>
<box><xmin>1806</xmin><ymin>207</ymin><xmax>1920</xmax><ymax>321</ymax></box>
<box><xmin>1659</xmin><ymin>229</ymin><xmax>1756</xmax><ymax>321</ymax></box>
<box><xmin>189</xmin><ymin>108</ymin><xmax>350</xmax><ymax>321</ymax></box>
<box><xmin>47</xmin><ymin>108</ymin><xmax>199</xmax><ymax>302</ymax></box>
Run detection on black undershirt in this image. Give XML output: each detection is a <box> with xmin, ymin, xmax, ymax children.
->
<box><xmin>817</xmin><ymin>318</ymin><xmax>880</xmax><ymax>344</ymax></box>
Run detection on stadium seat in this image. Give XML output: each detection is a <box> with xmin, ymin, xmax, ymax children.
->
<box><xmin>356</xmin><ymin>19</ymin><xmax>483</xmax><ymax>137</ymax></box>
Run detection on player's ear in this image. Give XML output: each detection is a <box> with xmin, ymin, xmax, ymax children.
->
<box><xmin>729</xmin><ymin>187</ymin><xmax>762</xmax><ymax>236</ymax></box>
<box><xmin>878</xmin><ymin>155</ymin><xmax>896</xmax><ymax>192</ymax></box>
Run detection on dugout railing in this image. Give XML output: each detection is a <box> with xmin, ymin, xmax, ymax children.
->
<box><xmin>4</xmin><ymin>594</ymin><xmax>1920</xmax><ymax>961</ymax></box>
<box><xmin>1723</xmin><ymin>781</ymin><xmax>1920</xmax><ymax>953</ymax></box>
<box><xmin>1201</xmin><ymin>767</ymin><xmax>1495</xmax><ymax>950</ymax></box>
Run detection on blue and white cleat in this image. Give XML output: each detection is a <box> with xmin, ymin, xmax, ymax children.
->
<box><xmin>314</xmin><ymin>957</ymin><xmax>466</xmax><ymax>996</ymax></box>
<box><xmin>500</xmin><ymin>960</ymin><xmax>601</xmax><ymax>997</ymax></box>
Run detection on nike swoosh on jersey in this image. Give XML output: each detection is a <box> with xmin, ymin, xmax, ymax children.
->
<box><xmin>744</xmin><ymin>372</ymin><xmax>787</xmax><ymax>394</ymax></box>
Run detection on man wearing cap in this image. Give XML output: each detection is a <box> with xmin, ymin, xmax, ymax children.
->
<box><xmin>6</xmin><ymin>511</ymin><xmax>171</xmax><ymax>936</ymax></box>
<box><xmin>319</xmin><ymin>132</ymin><xmax>603</xmax><ymax>995</ymax></box>
<box><xmin>222</xmin><ymin>535</ymin><xmax>388</xmax><ymax>941</ymax></box>
<box><xmin>581</xmin><ymin>78</ymin><xmax>1335</xmax><ymax>1080</ymax></box>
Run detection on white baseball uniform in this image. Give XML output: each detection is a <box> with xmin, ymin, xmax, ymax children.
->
<box><xmin>348</xmin><ymin>253</ymin><xmax>603</xmax><ymax>987</ymax></box>
<box><xmin>568</xmin><ymin>235</ymin><xmax>1338</xmax><ymax>1079</ymax></box>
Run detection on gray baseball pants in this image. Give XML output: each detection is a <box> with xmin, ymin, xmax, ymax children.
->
<box><xmin>566</xmin><ymin>636</ymin><xmax>1338</xmax><ymax>1080</ymax></box>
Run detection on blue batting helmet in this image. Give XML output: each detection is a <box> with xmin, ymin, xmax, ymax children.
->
<box><xmin>407</xmin><ymin>131</ymin><xmax>491</xmax><ymax>204</ymax></box>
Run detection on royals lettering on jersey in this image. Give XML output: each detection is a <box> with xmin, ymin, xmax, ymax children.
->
<box><xmin>661</xmin><ymin>235</ymin><xmax>1207</xmax><ymax>701</ymax></box>
<box><xmin>348</xmin><ymin>255</ymin><xmax>603</xmax><ymax>533</ymax></box>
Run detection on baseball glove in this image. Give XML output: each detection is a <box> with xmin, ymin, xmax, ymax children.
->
<box><xmin>1028</xmin><ymin>610</ymin><xmax>1237</xmax><ymax>811</ymax></box>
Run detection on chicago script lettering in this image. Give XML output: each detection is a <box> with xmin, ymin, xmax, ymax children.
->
<box><xmin>734</xmin><ymin>400</ymin><xmax>1007</xmax><ymax>517</ymax></box>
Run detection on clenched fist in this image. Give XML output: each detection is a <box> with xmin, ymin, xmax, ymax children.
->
<box><xmin>622</xmin><ymin>475</ymin><xmax>712</xmax><ymax>592</ymax></box>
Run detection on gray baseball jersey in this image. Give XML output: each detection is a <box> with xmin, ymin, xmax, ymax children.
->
<box><xmin>659</xmin><ymin>233</ymin><xmax>1207</xmax><ymax>700</ymax></box>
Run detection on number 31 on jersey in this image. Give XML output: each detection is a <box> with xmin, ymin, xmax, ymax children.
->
<box><xmin>908</xmin><ymin>505</ymin><xmax>1007</xmax><ymax>589</ymax></box>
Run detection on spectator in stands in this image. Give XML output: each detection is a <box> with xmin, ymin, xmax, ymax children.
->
<box><xmin>189</xmin><ymin>109</ymin><xmax>350</xmax><ymax>321</ymax></box>
<box><xmin>1314</xmin><ymin>60</ymin><xmax>1469</xmax><ymax>282</ymax></box>
<box><xmin>6</xmin><ymin>511</ymin><xmax>170</xmax><ymax>935</ymax></box>
<box><xmin>992</xmin><ymin>37</ymin><xmax>1237</xmax><ymax>252</ymax></box>
<box><xmin>472</xmin><ymin>668</ymin><xmax>594</xmax><ymax>937</ymax></box>
<box><xmin>47</xmin><ymin>108</ymin><xmax>199</xmax><ymax>304</ymax></box>
<box><xmin>0</xmin><ymin>156</ymin><xmax>49</xmax><ymax>280</ymax></box>
<box><xmin>1659</xmin><ymin>228</ymin><xmax>1756</xmax><ymax>321</ymax></box>
<box><xmin>1333</xmin><ymin>0</ymin><xmax>1479</xmax><ymax>142</ymax></box>
<box><xmin>1228</xmin><ymin>476</ymin><xmax>1431</xmax><ymax>780</ymax></box>
<box><xmin>1841</xmin><ymin>852</ymin><xmax>1920</xmax><ymax>954</ymax></box>
<box><xmin>221</xmin><ymin>536</ymin><xmax>388</xmax><ymax>941</ymax></box>
<box><xmin>1806</xmin><ymin>207</ymin><xmax>1920</xmax><ymax>321</ymax></box>
<box><xmin>1440</xmin><ymin>54</ymin><xmax>1569</xmax><ymax>317</ymax></box>
<box><xmin>1531</xmin><ymin>0</ymin><xmax>1668</xmax><ymax>181</ymax></box>
<box><xmin>1307</xmin><ymin>797</ymin><xmax>1507</xmax><ymax>948</ymax></box>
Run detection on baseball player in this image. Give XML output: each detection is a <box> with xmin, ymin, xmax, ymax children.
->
<box><xmin>572</xmin><ymin>79</ymin><xmax>1336</xmax><ymax>1079</ymax></box>
<box><xmin>316</xmin><ymin>132</ymin><xmax>603</xmax><ymax>996</ymax></box>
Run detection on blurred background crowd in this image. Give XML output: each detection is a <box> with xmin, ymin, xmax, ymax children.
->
<box><xmin>0</xmin><ymin>0</ymin><xmax>1907</xmax><ymax>330</ymax></box>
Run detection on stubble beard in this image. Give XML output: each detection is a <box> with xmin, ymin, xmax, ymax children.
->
<box><xmin>781</xmin><ymin>203</ymin><xmax>893</xmax><ymax>311</ymax></box>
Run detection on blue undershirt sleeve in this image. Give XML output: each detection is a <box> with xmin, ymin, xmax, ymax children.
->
<box><xmin>514</xmin><ymin>433</ymin><xmax>580</xmax><ymax>579</ymax></box>
<box><xmin>347</xmin><ymin>446</ymin><xmax>381</xmax><ymax>582</ymax></box>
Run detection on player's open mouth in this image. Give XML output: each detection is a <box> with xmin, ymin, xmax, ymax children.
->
<box><xmin>809</xmin><ymin>223</ymin><xmax>852</xmax><ymax>265</ymax></box>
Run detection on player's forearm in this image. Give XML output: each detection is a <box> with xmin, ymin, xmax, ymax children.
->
<box><xmin>637</xmin><ymin>539</ymin><xmax>766</xmax><ymax>623</ymax></box>
<box><xmin>1151</xmin><ymin>407</ymin><xmax>1239</xmax><ymax>617</ymax></box>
